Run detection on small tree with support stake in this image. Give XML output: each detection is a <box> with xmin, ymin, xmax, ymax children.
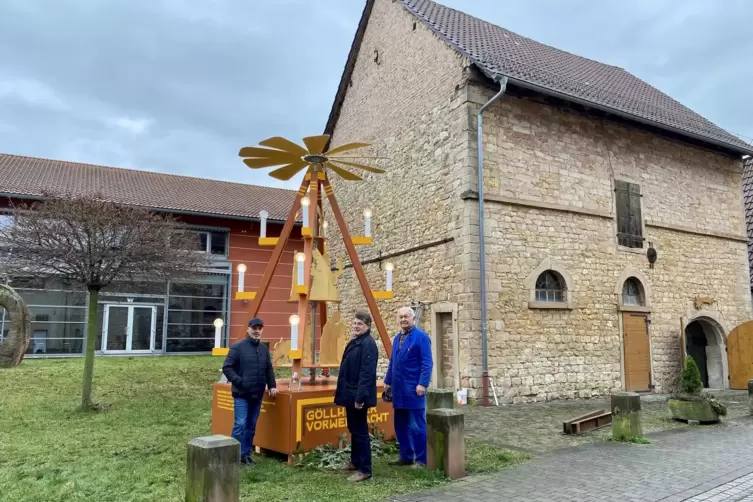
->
<box><xmin>0</xmin><ymin>193</ymin><xmax>212</xmax><ymax>410</ymax></box>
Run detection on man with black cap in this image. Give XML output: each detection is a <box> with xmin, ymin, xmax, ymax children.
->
<box><xmin>222</xmin><ymin>317</ymin><xmax>278</xmax><ymax>465</ymax></box>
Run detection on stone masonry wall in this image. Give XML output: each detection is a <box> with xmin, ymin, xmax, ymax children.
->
<box><xmin>325</xmin><ymin>0</ymin><xmax>472</xmax><ymax>374</ymax></box>
<box><xmin>459</xmin><ymin>86</ymin><xmax>752</xmax><ymax>402</ymax></box>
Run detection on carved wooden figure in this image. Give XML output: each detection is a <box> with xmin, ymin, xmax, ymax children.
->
<box><xmin>318</xmin><ymin>312</ymin><xmax>350</xmax><ymax>365</ymax></box>
<box><xmin>309</xmin><ymin>249</ymin><xmax>343</xmax><ymax>303</ymax></box>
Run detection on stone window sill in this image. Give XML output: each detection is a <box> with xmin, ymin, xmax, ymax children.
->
<box><xmin>617</xmin><ymin>245</ymin><xmax>645</xmax><ymax>255</ymax></box>
<box><xmin>528</xmin><ymin>301</ymin><xmax>573</xmax><ymax>310</ymax></box>
<box><xmin>619</xmin><ymin>305</ymin><xmax>651</xmax><ymax>313</ymax></box>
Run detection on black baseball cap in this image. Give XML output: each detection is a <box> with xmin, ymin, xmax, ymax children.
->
<box><xmin>248</xmin><ymin>317</ymin><xmax>264</xmax><ymax>327</ymax></box>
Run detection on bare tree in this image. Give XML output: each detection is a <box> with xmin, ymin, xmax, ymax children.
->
<box><xmin>0</xmin><ymin>193</ymin><xmax>213</xmax><ymax>410</ymax></box>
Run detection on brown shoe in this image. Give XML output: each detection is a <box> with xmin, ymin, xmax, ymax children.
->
<box><xmin>341</xmin><ymin>462</ymin><xmax>358</xmax><ymax>471</ymax></box>
<box><xmin>347</xmin><ymin>472</ymin><xmax>372</xmax><ymax>482</ymax></box>
<box><xmin>388</xmin><ymin>458</ymin><xmax>414</xmax><ymax>466</ymax></box>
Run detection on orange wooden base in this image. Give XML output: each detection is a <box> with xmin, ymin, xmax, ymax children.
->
<box><xmin>212</xmin><ymin>378</ymin><xmax>394</xmax><ymax>461</ymax></box>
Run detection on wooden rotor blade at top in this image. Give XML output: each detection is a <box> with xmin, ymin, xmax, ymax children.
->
<box><xmin>324</xmin><ymin>163</ymin><xmax>362</xmax><ymax>181</ymax></box>
<box><xmin>324</xmin><ymin>142</ymin><xmax>370</xmax><ymax>156</ymax></box>
<box><xmin>258</xmin><ymin>136</ymin><xmax>308</xmax><ymax>156</ymax></box>
<box><xmin>327</xmin><ymin>159</ymin><xmax>386</xmax><ymax>174</ymax></box>
<box><xmin>302</xmin><ymin>135</ymin><xmax>330</xmax><ymax>155</ymax></box>
<box><xmin>238</xmin><ymin>146</ymin><xmax>299</xmax><ymax>161</ymax></box>
<box><xmin>268</xmin><ymin>160</ymin><xmax>310</xmax><ymax>181</ymax></box>
<box><xmin>243</xmin><ymin>158</ymin><xmax>291</xmax><ymax>169</ymax></box>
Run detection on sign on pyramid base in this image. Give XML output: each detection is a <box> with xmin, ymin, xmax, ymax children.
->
<box><xmin>211</xmin><ymin>378</ymin><xmax>395</xmax><ymax>464</ymax></box>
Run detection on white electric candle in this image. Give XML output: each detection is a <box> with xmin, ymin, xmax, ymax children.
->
<box><xmin>237</xmin><ymin>263</ymin><xmax>247</xmax><ymax>292</ymax></box>
<box><xmin>301</xmin><ymin>197</ymin><xmax>310</xmax><ymax>228</ymax></box>
<box><xmin>385</xmin><ymin>262</ymin><xmax>394</xmax><ymax>291</ymax></box>
<box><xmin>259</xmin><ymin>210</ymin><xmax>268</xmax><ymax>238</ymax></box>
<box><xmin>296</xmin><ymin>253</ymin><xmax>305</xmax><ymax>285</ymax></box>
<box><xmin>322</xmin><ymin>220</ymin><xmax>328</xmax><ymax>238</ymax></box>
<box><xmin>213</xmin><ymin>318</ymin><xmax>224</xmax><ymax>348</ymax></box>
<box><xmin>363</xmin><ymin>209</ymin><xmax>372</xmax><ymax>237</ymax></box>
<box><xmin>289</xmin><ymin>314</ymin><xmax>300</xmax><ymax>350</ymax></box>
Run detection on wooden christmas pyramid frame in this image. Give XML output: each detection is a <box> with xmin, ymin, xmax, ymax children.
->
<box><xmin>236</xmin><ymin>133</ymin><xmax>394</xmax><ymax>378</ymax></box>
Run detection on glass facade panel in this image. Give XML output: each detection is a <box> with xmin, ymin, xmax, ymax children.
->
<box><xmin>167</xmin><ymin>280</ymin><xmax>227</xmax><ymax>353</ymax></box>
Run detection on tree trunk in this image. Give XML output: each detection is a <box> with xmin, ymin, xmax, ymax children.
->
<box><xmin>81</xmin><ymin>288</ymin><xmax>99</xmax><ymax>410</ymax></box>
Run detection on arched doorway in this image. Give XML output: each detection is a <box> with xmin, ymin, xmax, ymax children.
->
<box><xmin>684</xmin><ymin>317</ymin><xmax>727</xmax><ymax>389</ymax></box>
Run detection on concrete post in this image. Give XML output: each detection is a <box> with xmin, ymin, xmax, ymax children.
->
<box><xmin>186</xmin><ymin>435</ymin><xmax>240</xmax><ymax>502</ymax></box>
<box><xmin>426</xmin><ymin>389</ymin><xmax>455</xmax><ymax>412</ymax></box>
<box><xmin>748</xmin><ymin>380</ymin><xmax>753</xmax><ymax>415</ymax></box>
<box><xmin>426</xmin><ymin>408</ymin><xmax>466</xmax><ymax>480</ymax></box>
<box><xmin>611</xmin><ymin>392</ymin><xmax>642</xmax><ymax>441</ymax></box>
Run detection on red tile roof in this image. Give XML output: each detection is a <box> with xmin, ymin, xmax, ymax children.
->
<box><xmin>0</xmin><ymin>153</ymin><xmax>296</xmax><ymax>222</ymax></box>
<box><xmin>325</xmin><ymin>0</ymin><xmax>753</xmax><ymax>156</ymax></box>
<box><xmin>743</xmin><ymin>157</ymin><xmax>753</xmax><ymax>286</ymax></box>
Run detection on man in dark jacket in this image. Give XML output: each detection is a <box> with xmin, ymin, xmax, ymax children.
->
<box><xmin>222</xmin><ymin>317</ymin><xmax>278</xmax><ymax>465</ymax></box>
<box><xmin>334</xmin><ymin>311</ymin><xmax>378</xmax><ymax>482</ymax></box>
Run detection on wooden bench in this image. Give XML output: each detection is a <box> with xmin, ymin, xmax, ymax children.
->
<box><xmin>562</xmin><ymin>409</ymin><xmax>612</xmax><ymax>435</ymax></box>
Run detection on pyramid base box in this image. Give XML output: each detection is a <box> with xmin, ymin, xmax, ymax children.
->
<box><xmin>211</xmin><ymin>379</ymin><xmax>394</xmax><ymax>464</ymax></box>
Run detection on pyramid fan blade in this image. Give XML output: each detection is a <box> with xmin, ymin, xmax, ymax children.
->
<box><xmin>244</xmin><ymin>158</ymin><xmax>290</xmax><ymax>169</ymax></box>
<box><xmin>238</xmin><ymin>147</ymin><xmax>299</xmax><ymax>163</ymax></box>
<box><xmin>324</xmin><ymin>142</ymin><xmax>370</xmax><ymax>156</ymax></box>
<box><xmin>268</xmin><ymin>160</ymin><xmax>309</xmax><ymax>181</ymax></box>
<box><xmin>328</xmin><ymin>160</ymin><xmax>386</xmax><ymax>174</ymax></box>
<box><xmin>326</xmin><ymin>155</ymin><xmax>388</xmax><ymax>160</ymax></box>
<box><xmin>302</xmin><ymin>135</ymin><xmax>330</xmax><ymax>155</ymax></box>
<box><xmin>325</xmin><ymin>163</ymin><xmax>362</xmax><ymax>181</ymax></box>
<box><xmin>258</xmin><ymin>136</ymin><xmax>308</xmax><ymax>156</ymax></box>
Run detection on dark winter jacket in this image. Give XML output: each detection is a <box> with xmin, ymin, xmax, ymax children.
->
<box><xmin>222</xmin><ymin>337</ymin><xmax>276</xmax><ymax>400</ymax></box>
<box><xmin>334</xmin><ymin>330</ymin><xmax>378</xmax><ymax>409</ymax></box>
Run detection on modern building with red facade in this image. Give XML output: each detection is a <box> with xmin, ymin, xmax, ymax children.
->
<box><xmin>0</xmin><ymin>153</ymin><xmax>307</xmax><ymax>357</ymax></box>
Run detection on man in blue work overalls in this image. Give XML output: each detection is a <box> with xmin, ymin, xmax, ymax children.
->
<box><xmin>383</xmin><ymin>306</ymin><xmax>433</xmax><ymax>467</ymax></box>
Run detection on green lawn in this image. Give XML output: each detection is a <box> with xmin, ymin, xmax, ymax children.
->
<box><xmin>0</xmin><ymin>356</ymin><xmax>527</xmax><ymax>502</ymax></box>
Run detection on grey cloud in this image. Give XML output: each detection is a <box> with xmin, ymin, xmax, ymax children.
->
<box><xmin>0</xmin><ymin>0</ymin><xmax>750</xmax><ymax>192</ymax></box>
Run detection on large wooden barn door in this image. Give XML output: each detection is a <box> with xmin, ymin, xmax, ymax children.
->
<box><xmin>727</xmin><ymin>320</ymin><xmax>753</xmax><ymax>390</ymax></box>
<box><xmin>623</xmin><ymin>313</ymin><xmax>651</xmax><ymax>392</ymax></box>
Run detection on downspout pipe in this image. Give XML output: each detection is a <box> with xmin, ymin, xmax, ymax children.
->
<box><xmin>477</xmin><ymin>75</ymin><xmax>508</xmax><ymax>407</ymax></box>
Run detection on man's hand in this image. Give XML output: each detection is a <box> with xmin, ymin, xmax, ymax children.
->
<box><xmin>269</xmin><ymin>388</ymin><xmax>279</xmax><ymax>397</ymax></box>
<box><xmin>416</xmin><ymin>384</ymin><xmax>426</xmax><ymax>397</ymax></box>
<box><xmin>355</xmin><ymin>402</ymin><xmax>363</xmax><ymax>409</ymax></box>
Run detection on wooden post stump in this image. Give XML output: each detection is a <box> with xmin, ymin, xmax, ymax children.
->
<box><xmin>186</xmin><ymin>435</ymin><xmax>240</xmax><ymax>502</ymax></box>
<box><xmin>426</xmin><ymin>389</ymin><xmax>455</xmax><ymax>412</ymax></box>
<box><xmin>426</xmin><ymin>408</ymin><xmax>465</xmax><ymax>480</ymax></box>
<box><xmin>611</xmin><ymin>392</ymin><xmax>642</xmax><ymax>441</ymax></box>
<box><xmin>748</xmin><ymin>379</ymin><xmax>753</xmax><ymax>415</ymax></box>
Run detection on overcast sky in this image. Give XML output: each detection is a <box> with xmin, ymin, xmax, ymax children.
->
<box><xmin>1</xmin><ymin>0</ymin><xmax>751</xmax><ymax>190</ymax></box>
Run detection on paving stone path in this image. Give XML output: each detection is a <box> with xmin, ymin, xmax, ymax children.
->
<box><xmin>391</xmin><ymin>418</ymin><xmax>753</xmax><ymax>502</ymax></box>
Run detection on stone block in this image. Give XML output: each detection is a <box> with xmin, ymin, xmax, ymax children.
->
<box><xmin>611</xmin><ymin>392</ymin><xmax>642</xmax><ymax>441</ymax></box>
<box><xmin>427</xmin><ymin>388</ymin><xmax>455</xmax><ymax>411</ymax></box>
<box><xmin>748</xmin><ymin>380</ymin><xmax>753</xmax><ymax>415</ymax></box>
<box><xmin>426</xmin><ymin>408</ymin><xmax>466</xmax><ymax>480</ymax></box>
<box><xmin>186</xmin><ymin>435</ymin><xmax>240</xmax><ymax>502</ymax></box>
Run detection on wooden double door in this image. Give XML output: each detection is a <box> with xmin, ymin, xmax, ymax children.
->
<box><xmin>623</xmin><ymin>312</ymin><xmax>651</xmax><ymax>392</ymax></box>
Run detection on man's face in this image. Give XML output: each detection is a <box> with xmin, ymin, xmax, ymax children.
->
<box><xmin>397</xmin><ymin>308</ymin><xmax>415</xmax><ymax>331</ymax></box>
<box><xmin>351</xmin><ymin>318</ymin><xmax>368</xmax><ymax>336</ymax></box>
<box><xmin>247</xmin><ymin>325</ymin><xmax>263</xmax><ymax>340</ymax></box>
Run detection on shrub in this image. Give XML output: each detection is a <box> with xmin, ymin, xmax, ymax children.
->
<box><xmin>680</xmin><ymin>356</ymin><xmax>703</xmax><ymax>395</ymax></box>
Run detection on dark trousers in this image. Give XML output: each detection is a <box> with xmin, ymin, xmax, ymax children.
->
<box><xmin>345</xmin><ymin>406</ymin><xmax>372</xmax><ymax>475</ymax></box>
<box><xmin>232</xmin><ymin>397</ymin><xmax>263</xmax><ymax>459</ymax></box>
<box><xmin>394</xmin><ymin>408</ymin><xmax>427</xmax><ymax>464</ymax></box>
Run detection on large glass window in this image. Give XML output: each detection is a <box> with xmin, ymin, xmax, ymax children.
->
<box><xmin>166</xmin><ymin>280</ymin><xmax>227</xmax><ymax>353</ymax></box>
<box><xmin>172</xmin><ymin>230</ymin><xmax>227</xmax><ymax>256</ymax></box>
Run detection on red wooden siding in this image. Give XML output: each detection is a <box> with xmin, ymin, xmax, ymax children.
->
<box><xmin>227</xmin><ymin>220</ymin><xmax>321</xmax><ymax>347</ymax></box>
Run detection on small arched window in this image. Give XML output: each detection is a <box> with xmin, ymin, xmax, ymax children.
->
<box><xmin>622</xmin><ymin>277</ymin><xmax>644</xmax><ymax>306</ymax></box>
<box><xmin>535</xmin><ymin>271</ymin><xmax>565</xmax><ymax>303</ymax></box>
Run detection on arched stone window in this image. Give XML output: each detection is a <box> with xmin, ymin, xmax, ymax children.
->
<box><xmin>622</xmin><ymin>278</ymin><xmax>645</xmax><ymax>306</ymax></box>
<box><xmin>615</xmin><ymin>267</ymin><xmax>651</xmax><ymax>312</ymax></box>
<box><xmin>535</xmin><ymin>271</ymin><xmax>565</xmax><ymax>303</ymax></box>
<box><xmin>524</xmin><ymin>258</ymin><xmax>574</xmax><ymax>310</ymax></box>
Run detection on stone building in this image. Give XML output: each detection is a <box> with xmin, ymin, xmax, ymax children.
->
<box><xmin>322</xmin><ymin>0</ymin><xmax>753</xmax><ymax>403</ymax></box>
